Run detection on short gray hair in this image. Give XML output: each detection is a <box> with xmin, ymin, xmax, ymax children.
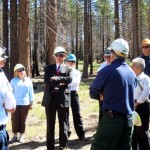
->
<box><xmin>132</xmin><ymin>57</ymin><xmax>145</xmax><ymax>71</ymax></box>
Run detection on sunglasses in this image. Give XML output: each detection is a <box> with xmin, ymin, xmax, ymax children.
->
<box><xmin>17</xmin><ymin>68</ymin><xmax>25</xmax><ymax>72</ymax></box>
<box><xmin>104</xmin><ymin>56</ymin><xmax>111</xmax><ymax>58</ymax></box>
<box><xmin>142</xmin><ymin>46</ymin><xmax>150</xmax><ymax>49</ymax></box>
<box><xmin>55</xmin><ymin>54</ymin><xmax>64</xmax><ymax>57</ymax></box>
<box><xmin>67</xmin><ymin>60</ymin><xmax>75</xmax><ymax>63</ymax></box>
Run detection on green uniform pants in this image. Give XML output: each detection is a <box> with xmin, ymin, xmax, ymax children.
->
<box><xmin>91</xmin><ymin>112</ymin><xmax>133</xmax><ymax>150</ymax></box>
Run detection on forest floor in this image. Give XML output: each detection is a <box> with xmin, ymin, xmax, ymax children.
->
<box><xmin>8</xmin><ymin>74</ymin><xmax>99</xmax><ymax>150</ymax></box>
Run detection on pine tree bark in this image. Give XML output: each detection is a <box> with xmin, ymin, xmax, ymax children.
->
<box><xmin>76</xmin><ymin>0</ymin><xmax>79</xmax><ymax>69</ymax></box>
<box><xmin>3</xmin><ymin>0</ymin><xmax>9</xmax><ymax>78</ymax></box>
<box><xmin>32</xmin><ymin>0</ymin><xmax>40</xmax><ymax>78</ymax></box>
<box><xmin>18</xmin><ymin>0</ymin><xmax>31</xmax><ymax>76</ymax></box>
<box><xmin>83</xmin><ymin>0</ymin><xmax>89</xmax><ymax>78</ymax></box>
<box><xmin>114</xmin><ymin>0</ymin><xmax>120</xmax><ymax>39</ymax></box>
<box><xmin>10</xmin><ymin>0</ymin><xmax>19</xmax><ymax>79</ymax></box>
<box><xmin>89</xmin><ymin>0</ymin><xmax>93</xmax><ymax>75</ymax></box>
<box><xmin>132</xmin><ymin>0</ymin><xmax>139</xmax><ymax>57</ymax></box>
<box><xmin>46</xmin><ymin>0</ymin><xmax>57</xmax><ymax>65</ymax></box>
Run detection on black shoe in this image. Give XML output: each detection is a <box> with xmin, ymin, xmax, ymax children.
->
<box><xmin>68</xmin><ymin>131</ymin><xmax>71</xmax><ymax>138</ymax></box>
<box><xmin>60</xmin><ymin>146</ymin><xmax>67</xmax><ymax>150</ymax></box>
<box><xmin>79</xmin><ymin>136</ymin><xmax>88</xmax><ymax>141</ymax></box>
<box><xmin>10</xmin><ymin>135</ymin><xmax>18</xmax><ymax>144</ymax></box>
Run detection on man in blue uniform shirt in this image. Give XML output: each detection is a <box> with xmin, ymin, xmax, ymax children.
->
<box><xmin>0</xmin><ymin>46</ymin><xmax>16</xmax><ymax>149</ymax></box>
<box><xmin>90</xmin><ymin>39</ymin><xmax>136</xmax><ymax>150</ymax></box>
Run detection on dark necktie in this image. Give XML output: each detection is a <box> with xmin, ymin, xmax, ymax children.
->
<box><xmin>57</xmin><ymin>65</ymin><xmax>60</xmax><ymax>76</ymax></box>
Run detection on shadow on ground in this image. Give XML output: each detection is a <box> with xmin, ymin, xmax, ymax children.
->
<box><xmin>9</xmin><ymin>135</ymin><xmax>95</xmax><ymax>150</ymax></box>
<box><xmin>9</xmin><ymin>141</ymin><xmax>46</xmax><ymax>150</ymax></box>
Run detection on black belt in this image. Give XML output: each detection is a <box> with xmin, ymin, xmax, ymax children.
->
<box><xmin>71</xmin><ymin>91</ymin><xmax>77</xmax><ymax>94</ymax></box>
<box><xmin>53</xmin><ymin>89</ymin><xmax>59</xmax><ymax>93</ymax></box>
<box><xmin>103</xmin><ymin>109</ymin><xmax>126</xmax><ymax>118</ymax></box>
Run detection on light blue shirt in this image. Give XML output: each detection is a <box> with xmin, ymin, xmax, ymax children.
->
<box><xmin>10</xmin><ymin>77</ymin><xmax>34</xmax><ymax>105</ymax></box>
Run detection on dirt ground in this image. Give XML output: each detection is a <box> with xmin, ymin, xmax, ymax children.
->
<box><xmin>8</xmin><ymin>75</ymin><xmax>99</xmax><ymax>150</ymax></box>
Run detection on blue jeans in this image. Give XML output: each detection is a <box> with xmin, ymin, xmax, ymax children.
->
<box><xmin>0</xmin><ymin>125</ymin><xmax>9</xmax><ymax>150</ymax></box>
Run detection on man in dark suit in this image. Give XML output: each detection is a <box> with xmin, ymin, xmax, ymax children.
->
<box><xmin>42</xmin><ymin>46</ymin><xmax>72</xmax><ymax>150</ymax></box>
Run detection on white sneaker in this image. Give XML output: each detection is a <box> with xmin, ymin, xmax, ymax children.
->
<box><xmin>18</xmin><ymin>135</ymin><xmax>25</xmax><ymax>143</ymax></box>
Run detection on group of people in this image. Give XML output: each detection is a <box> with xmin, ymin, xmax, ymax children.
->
<box><xmin>0</xmin><ymin>38</ymin><xmax>150</xmax><ymax>150</ymax></box>
<box><xmin>0</xmin><ymin>45</ymin><xmax>86</xmax><ymax>150</ymax></box>
<box><xmin>90</xmin><ymin>38</ymin><xmax>150</xmax><ymax>150</ymax></box>
<box><xmin>42</xmin><ymin>38</ymin><xmax>150</xmax><ymax>150</ymax></box>
<box><xmin>42</xmin><ymin>47</ymin><xmax>87</xmax><ymax>150</ymax></box>
<box><xmin>0</xmin><ymin>47</ymin><xmax>34</xmax><ymax>149</ymax></box>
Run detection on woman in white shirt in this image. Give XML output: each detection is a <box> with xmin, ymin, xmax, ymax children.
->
<box><xmin>0</xmin><ymin>46</ymin><xmax>16</xmax><ymax>149</ymax></box>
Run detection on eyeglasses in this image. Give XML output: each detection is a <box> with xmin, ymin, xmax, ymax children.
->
<box><xmin>67</xmin><ymin>60</ymin><xmax>75</xmax><ymax>63</ymax></box>
<box><xmin>17</xmin><ymin>68</ymin><xmax>25</xmax><ymax>72</ymax></box>
<box><xmin>55</xmin><ymin>54</ymin><xmax>64</xmax><ymax>57</ymax></box>
<box><xmin>142</xmin><ymin>46</ymin><xmax>150</xmax><ymax>49</ymax></box>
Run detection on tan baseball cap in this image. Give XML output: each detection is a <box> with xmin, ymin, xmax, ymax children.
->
<box><xmin>141</xmin><ymin>39</ymin><xmax>150</xmax><ymax>46</ymax></box>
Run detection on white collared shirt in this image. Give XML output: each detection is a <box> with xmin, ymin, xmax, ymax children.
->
<box><xmin>68</xmin><ymin>68</ymin><xmax>81</xmax><ymax>91</ymax></box>
<box><xmin>134</xmin><ymin>72</ymin><xmax>150</xmax><ymax>103</ymax></box>
<box><xmin>97</xmin><ymin>62</ymin><xmax>110</xmax><ymax>72</ymax></box>
<box><xmin>56</xmin><ymin>64</ymin><xmax>63</xmax><ymax>72</ymax></box>
<box><xmin>56</xmin><ymin>64</ymin><xmax>61</xmax><ymax>69</ymax></box>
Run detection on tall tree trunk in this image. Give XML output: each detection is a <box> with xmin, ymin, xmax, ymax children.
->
<box><xmin>106</xmin><ymin>14</ymin><xmax>110</xmax><ymax>47</ymax></box>
<box><xmin>10</xmin><ymin>0</ymin><xmax>19</xmax><ymax>79</ymax></box>
<box><xmin>32</xmin><ymin>0</ymin><xmax>40</xmax><ymax>78</ymax></box>
<box><xmin>18</xmin><ymin>0</ymin><xmax>31</xmax><ymax>76</ymax></box>
<box><xmin>76</xmin><ymin>0</ymin><xmax>79</xmax><ymax>69</ymax></box>
<box><xmin>121</xmin><ymin>1</ymin><xmax>125</xmax><ymax>38</ymax></box>
<box><xmin>79</xmin><ymin>28</ymin><xmax>83</xmax><ymax>60</ymax></box>
<box><xmin>114</xmin><ymin>0</ymin><xmax>120</xmax><ymax>39</ymax></box>
<box><xmin>3</xmin><ymin>0</ymin><xmax>9</xmax><ymax>78</ymax></box>
<box><xmin>46</xmin><ymin>0</ymin><xmax>57</xmax><ymax>65</ymax></box>
<box><xmin>71</xmin><ymin>24</ymin><xmax>74</xmax><ymax>53</ymax></box>
<box><xmin>83</xmin><ymin>0</ymin><xmax>89</xmax><ymax>78</ymax></box>
<box><xmin>102</xmin><ymin>13</ymin><xmax>104</xmax><ymax>53</ymax></box>
<box><xmin>139</xmin><ymin>2</ymin><xmax>143</xmax><ymax>44</ymax></box>
<box><xmin>39</xmin><ymin>0</ymin><xmax>46</xmax><ymax>64</ymax></box>
<box><xmin>132</xmin><ymin>0</ymin><xmax>139</xmax><ymax>57</ymax></box>
<box><xmin>89</xmin><ymin>0</ymin><xmax>93</xmax><ymax>75</ymax></box>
